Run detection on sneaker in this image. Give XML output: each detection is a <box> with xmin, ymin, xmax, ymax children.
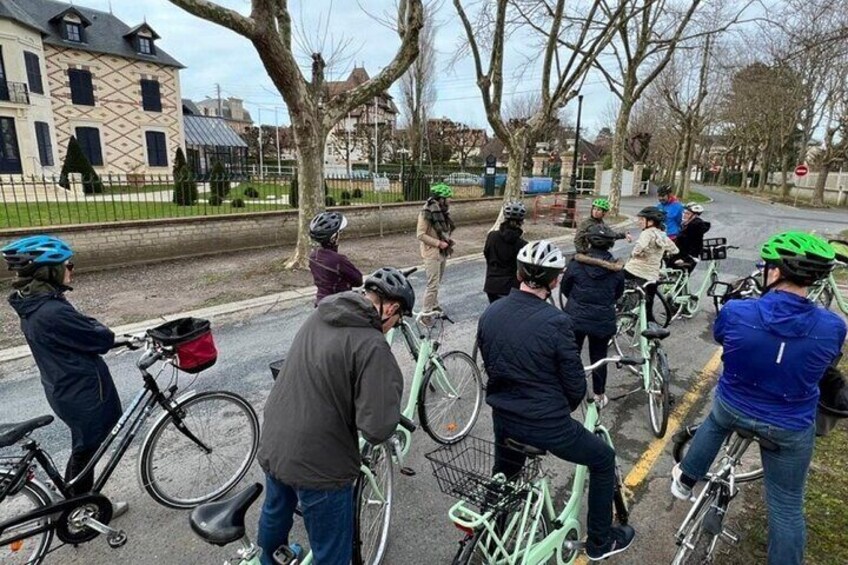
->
<box><xmin>670</xmin><ymin>463</ymin><xmax>694</xmax><ymax>501</ymax></box>
<box><xmin>594</xmin><ymin>394</ymin><xmax>609</xmax><ymax>409</ymax></box>
<box><xmin>111</xmin><ymin>501</ymin><xmax>129</xmax><ymax>519</ymax></box>
<box><xmin>585</xmin><ymin>525</ymin><xmax>636</xmax><ymax>561</ymax></box>
<box><xmin>272</xmin><ymin>543</ymin><xmax>303</xmax><ymax>565</ymax></box>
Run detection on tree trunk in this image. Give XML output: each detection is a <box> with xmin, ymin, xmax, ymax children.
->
<box><xmin>608</xmin><ymin>99</ymin><xmax>633</xmax><ymax>216</ymax></box>
<box><xmin>680</xmin><ymin>125</ymin><xmax>696</xmax><ymax>199</ymax></box>
<box><xmin>717</xmin><ymin>165</ymin><xmax>726</xmax><ymax>186</ymax></box>
<box><xmin>286</xmin><ymin>127</ymin><xmax>326</xmax><ymax>268</ymax></box>
<box><xmin>812</xmin><ymin>161</ymin><xmax>830</xmax><ymax>207</ymax></box>
<box><xmin>757</xmin><ymin>147</ymin><xmax>768</xmax><ymax>192</ymax></box>
<box><xmin>780</xmin><ymin>169</ymin><xmax>791</xmax><ymax>201</ymax></box>
<box><xmin>494</xmin><ymin>133</ymin><xmax>527</xmax><ymax>230</ymax></box>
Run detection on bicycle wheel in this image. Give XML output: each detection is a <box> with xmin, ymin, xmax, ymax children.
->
<box><xmin>652</xmin><ymin>290</ymin><xmax>672</xmax><ymax>328</ymax></box>
<box><xmin>354</xmin><ymin>444</ymin><xmax>393</xmax><ymax>565</ymax></box>
<box><xmin>419</xmin><ymin>351</ymin><xmax>483</xmax><ymax>445</ymax></box>
<box><xmin>671</xmin><ymin>488</ymin><xmax>723</xmax><ymax>565</ymax></box>
<box><xmin>139</xmin><ymin>390</ymin><xmax>260</xmax><ymax>509</ymax></box>
<box><xmin>470</xmin><ymin>337</ymin><xmax>487</xmax><ymax>390</ymax></box>
<box><xmin>816</xmin><ymin>285</ymin><xmax>835</xmax><ymax>311</ymax></box>
<box><xmin>0</xmin><ymin>474</ymin><xmax>53</xmax><ymax>565</ymax></box>
<box><xmin>648</xmin><ymin>346</ymin><xmax>671</xmax><ymax>438</ymax></box>
<box><xmin>452</xmin><ymin>505</ymin><xmax>553</xmax><ymax>564</ymax></box>
<box><xmin>613</xmin><ymin>313</ymin><xmax>641</xmax><ymax>376</ymax></box>
<box><xmin>673</xmin><ymin>430</ymin><xmax>763</xmax><ymax>483</ymax></box>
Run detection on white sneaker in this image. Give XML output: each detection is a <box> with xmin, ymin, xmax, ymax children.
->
<box><xmin>670</xmin><ymin>464</ymin><xmax>694</xmax><ymax>501</ymax></box>
<box><xmin>594</xmin><ymin>394</ymin><xmax>609</xmax><ymax>409</ymax></box>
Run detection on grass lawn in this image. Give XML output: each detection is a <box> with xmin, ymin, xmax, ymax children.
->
<box><xmin>229</xmin><ymin>181</ymin><xmax>290</xmax><ymax>201</ymax></box>
<box><xmin>104</xmin><ymin>183</ymin><xmax>174</xmax><ymax>194</ymax></box>
<box><xmin>687</xmin><ymin>190</ymin><xmax>711</xmax><ymax>203</ymax></box>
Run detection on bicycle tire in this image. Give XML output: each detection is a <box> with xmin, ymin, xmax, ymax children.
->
<box><xmin>612</xmin><ymin>313</ymin><xmax>641</xmax><ymax>377</ymax></box>
<box><xmin>671</xmin><ymin>487</ymin><xmax>723</xmax><ymax>565</ymax></box>
<box><xmin>139</xmin><ymin>390</ymin><xmax>260</xmax><ymax>509</ymax></box>
<box><xmin>451</xmin><ymin>503</ymin><xmax>554</xmax><ymax>565</ymax></box>
<box><xmin>0</xmin><ymin>474</ymin><xmax>53</xmax><ymax>565</ymax></box>
<box><xmin>470</xmin><ymin>337</ymin><xmax>487</xmax><ymax>390</ymax></box>
<box><xmin>419</xmin><ymin>351</ymin><xmax>483</xmax><ymax>445</ymax></box>
<box><xmin>653</xmin><ymin>290</ymin><xmax>672</xmax><ymax>328</ymax></box>
<box><xmin>353</xmin><ymin>444</ymin><xmax>394</xmax><ymax>565</ymax></box>
<box><xmin>672</xmin><ymin>430</ymin><xmax>764</xmax><ymax>483</ymax></box>
<box><xmin>816</xmin><ymin>285</ymin><xmax>835</xmax><ymax>311</ymax></box>
<box><xmin>648</xmin><ymin>346</ymin><xmax>671</xmax><ymax>438</ymax></box>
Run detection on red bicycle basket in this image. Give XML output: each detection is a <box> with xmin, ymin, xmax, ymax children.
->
<box><xmin>148</xmin><ymin>318</ymin><xmax>218</xmax><ymax>374</ymax></box>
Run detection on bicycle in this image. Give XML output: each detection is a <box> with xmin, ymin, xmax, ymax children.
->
<box><xmin>670</xmin><ymin>427</ymin><xmax>776</xmax><ymax>564</ymax></box>
<box><xmin>0</xmin><ymin>329</ymin><xmax>259</xmax><ymax>565</ymax></box>
<box><xmin>612</xmin><ymin>284</ymin><xmax>674</xmax><ymax>437</ymax></box>
<box><xmin>808</xmin><ymin>239</ymin><xmax>848</xmax><ymax>315</ymax></box>
<box><xmin>426</xmin><ymin>356</ymin><xmax>643</xmax><ymax>565</ymax></box>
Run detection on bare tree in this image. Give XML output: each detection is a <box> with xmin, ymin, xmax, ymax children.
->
<box><xmin>167</xmin><ymin>0</ymin><xmax>424</xmax><ymax>267</ymax></box>
<box><xmin>400</xmin><ymin>3</ymin><xmax>439</xmax><ymax>166</ymax></box>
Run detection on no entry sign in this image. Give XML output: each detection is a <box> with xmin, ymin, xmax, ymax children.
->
<box><xmin>795</xmin><ymin>164</ymin><xmax>809</xmax><ymax>177</ymax></box>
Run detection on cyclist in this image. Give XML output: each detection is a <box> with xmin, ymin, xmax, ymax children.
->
<box><xmin>623</xmin><ymin>206</ymin><xmax>678</xmax><ymax>324</ymax></box>
<box><xmin>417</xmin><ymin>183</ymin><xmax>455</xmax><ymax>312</ymax></box>
<box><xmin>256</xmin><ymin>267</ymin><xmax>414</xmax><ymax>565</ymax></box>
<box><xmin>667</xmin><ymin>202</ymin><xmax>711</xmax><ymax>273</ymax></box>
<box><xmin>3</xmin><ymin>236</ymin><xmax>127</xmax><ymax>515</ymax></box>
<box><xmin>574</xmin><ymin>198</ymin><xmax>631</xmax><ymax>253</ymax></box>
<box><xmin>671</xmin><ymin>232</ymin><xmax>846</xmax><ymax>565</ymax></box>
<box><xmin>478</xmin><ymin>240</ymin><xmax>636</xmax><ymax>561</ymax></box>
<box><xmin>562</xmin><ymin>225</ymin><xmax>626</xmax><ymax>408</ymax></box>
<box><xmin>483</xmin><ymin>200</ymin><xmax>528</xmax><ymax>303</ymax></box>
<box><xmin>656</xmin><ymin>185</ymin><xmax>684</xmax><ymax>240</ymax></box>
<box><xmin>308</xmin><ymin>211</ymin><xmax>363</xmax><ymax>305</ymax></box>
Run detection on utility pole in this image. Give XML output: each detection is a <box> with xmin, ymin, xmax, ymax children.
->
<box><xmin>216</xmin><ymin>83</ymin><xmax>222</xmax><ymax>117</ymax></box>
<box><xmin>275</xmin><ymin>107</ymin><xmax>281</xmax><ymax>175</ymax></box>
<box><xmin>258</xmin><ymin>107</ymin><xmax>263</xmax><ymax>179</ymax></box>
<box><xmin>374</xmin><ymin>96</ymin><xmax>379</xmax><ymax>175</ymax></box>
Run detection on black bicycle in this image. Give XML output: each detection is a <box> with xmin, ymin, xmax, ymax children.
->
<box><xmin>0</xmin><ymin>325</ymin><xmax>259</xmax><ymax>564</ymax></box>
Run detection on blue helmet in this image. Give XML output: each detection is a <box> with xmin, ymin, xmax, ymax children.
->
<box><xmin>2</xmin><ymin>235</ymin><xmax>74</xmax><ymax>272</ymax></box>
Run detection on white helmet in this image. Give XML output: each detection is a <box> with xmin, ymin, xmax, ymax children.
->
<box><xmin>517</xmin><ymin>240</ymin><xmax>566</xmax><ymax>288</ymax></box>
<box><xmin>686</xmin><ymin>203</ymin><xmax>704</xmax><ymax>214</ymax></box>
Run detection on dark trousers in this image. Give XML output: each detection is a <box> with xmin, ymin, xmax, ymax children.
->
<box><xmin>487</xmin><ymin>292</ymin><xmax>506</xmax><ymax>304</ymax></box>
<box><xmin>624</xmin><ymin>271</ymin><xmax>657</xmax><ymax>323</ymax></box>
<box><xmin>492</xmin><ymin>414</ymin><xmax>616</xmax><ymax>545</ymax></box>
<box><xmin>574</xmin><ymin>331</ymin><xmax>613</xmax><ymax>395</ymax></box>
<box><xmin>65</xmin><ymin>446</ymin><xmax>99</xmax><ymax>495</ymax></box>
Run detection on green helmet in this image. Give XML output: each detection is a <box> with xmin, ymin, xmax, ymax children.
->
<box><xmin>430</xmin><ymin>183</ymin><xmax>454</xmax><ymax>199</ymax></box>
<box><xmin>592</xmin><ymin>198</ymin><xmax>610</xmax><ymax>212</ymax></box>
<box><xmin>760</xmin><ymin>231</ymin><xmax>835</xmax><ymax>285</ymax></box>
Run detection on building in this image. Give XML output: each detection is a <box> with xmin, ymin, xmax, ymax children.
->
<box><xmin>194</xmin><ymin>96</ymin><xmax>253</xmax><ymax>134</ymax></box>
<box><xmin>0</xmin><ymin>0</ymin><xmax>184</xmax><ymax>178</ymax></box>
<box><xmin>182</xmin><ymin>99</ymin><xmax>248</xmax><ymax>176</ymax></box>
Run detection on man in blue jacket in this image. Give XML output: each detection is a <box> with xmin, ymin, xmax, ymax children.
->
<box><xmin>656</xmin><ymin>185</ymin><xmax>684</xmax><ymax>239</ymax></box>
<box><xmin>478</xmin><ymin>240</ymin><xmax>635</xmax><ymax>561</ymax></box>
<box><xmin>671</xmin><ymin>232</ymin><xmax>846</xmax><ymax>565</ymax></box>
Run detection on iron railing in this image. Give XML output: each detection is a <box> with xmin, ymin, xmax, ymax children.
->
<box><xmin>0</xmin><ymin>81</ymin><xmax>30</xmax><ymax>105</ymax></box>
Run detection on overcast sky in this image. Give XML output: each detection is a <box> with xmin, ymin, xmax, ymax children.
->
<box><xmin>101</xmin><ymin>0</ymin><xmax>626</xmax><ymax>136</ymax></box>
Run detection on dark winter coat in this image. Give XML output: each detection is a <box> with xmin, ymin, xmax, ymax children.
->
<box><xmin>483</xmin><ymin>223</ymin><xmax>527</xmax><ymax>296</ymax></box>
<box><xmin>672</xmin><ymin>216</ymin><xmax>711</xmax><ymax>261</ymax></box>
<box><xmin>561</xmin><ymin>249</ymin><xmax>625</xmax><ymax>337</ymax></box>
<box><xmin>478</xmin><ymin>289</ymin><xmax>586</xmax><ymax>430</ymax></box>
<box><xmin>8</xmin><ymin>291</ymin><xmax>121</xmax><ymax>452</ymax></box>
<box><xmin>309</xmin><ymin>247</ymin><xmax>363</xmax><ymax>305</ymax></box>
<box><xmin>574</xmin><ymin>216</ymin><xmax>626</xmax><ymax>253</ymax></box>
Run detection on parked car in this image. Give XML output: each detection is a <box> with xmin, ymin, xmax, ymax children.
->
<box><xmin>443</xmin><ymin>172</ymin><xmax>481</xmax><ymax>186</ymax></box>
<box><xmin>477</xmin><ymin>173</ymin><xmax>508</xmax><ymax>189</ymax></box>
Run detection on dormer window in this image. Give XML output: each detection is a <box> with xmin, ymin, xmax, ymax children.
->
<box><xmin>64</xmin><ymin>21</ymin><xmax>83</xmax><ymax>42</ymax></box>
<box><xmin>138</xmin><ymin>37</ymin><xmax>154</xmax><ymax>55</ymax></box>
<box><xmin>49</xmin><ymin>8</ymin><xmax>92</xmax><ymax>43</ymax></box>
<box><xmin>124</xmin><ymin>24</ymin><xmax>161</xmax><ymax>58</ymax></box>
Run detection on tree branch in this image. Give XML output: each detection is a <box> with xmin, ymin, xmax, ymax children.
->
<box><xmin>167</xmin><ymin>0</ymin><xmax>257</xmax><ymax>38</ymax></box>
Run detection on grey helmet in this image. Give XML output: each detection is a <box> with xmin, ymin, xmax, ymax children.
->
<box><xmin>363</xmin><ymin>267</ymin><xmax>416</xmax><ymax>314</ymax></box>
<box><xmin>503</xmin><ymin>201</ymin><xmax>527</xmax><ymax>222</ymax></box>
<box><xmin>516</xmin><ymin>240</ymin><xmax>566</xmax><ymax>288</ymax></box>
<box><xmin>309</xmin><ymin>212</ymin><xmax>348</xmax><ymax>244</ymax></box>
<box><xmin>586</xmin><ymin>224</ymin><xmax>617</xmax><ymax>250</ymax></box>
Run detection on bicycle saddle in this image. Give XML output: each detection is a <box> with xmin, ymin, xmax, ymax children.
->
<box><xmin>190</xmin><ymin>483</ymin><xmax>263</xmax><ymax>546</ymax></box>
<box><xmin>733</xmin><ymin>427</ymin><xmax>778</xmax><ymax>452</ymax></box>
<box><xmin>641</xmin><ymin>327</ymin><xmax>670</xmax><ymax>340</ymax></box>
<box><xmin>0</xmin><ymin>415</ymin><xmax>53</xmax><ymax>448</ymax></box>
<box><xmin>505</xmin><ymin>438</ymin><xmax>547</xmax><ymax>457</ymax></box>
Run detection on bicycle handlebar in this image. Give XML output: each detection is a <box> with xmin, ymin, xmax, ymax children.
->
<box><xmin>399</xmin><ymin>415</ymin><xmax>417</xmax><ymax>432</ymax></box>
<box><xmin>402</xmin><ymin>267</ymin><xmax>418</xmax><ymax>278</ymax></box>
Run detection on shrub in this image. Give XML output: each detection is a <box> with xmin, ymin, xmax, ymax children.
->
<box><xmin>243</xmin><ymin>187</ymin><xmax>260</xmax><ymax>198</ymax></box>
<box><xmin>59</xmin><ymin>136</ymin><xmax>104</xmax><ymax>194</ymax></box>
<box><xmin>325</xmin><ymin>195</ymin><xmax>336</xmax><ymax>207</ymax></box>
<box><xmin>172</xmin><ymin>148</ymin><xmax>198</xmax><ymax>206</ymax></box>
<box><xmin>231</xmin><ymin>198</ymin><xmax>246</xmax><ymax>208</ymax></box>
<box><xmin>209</xmin><ymin>161</ymin><xmax>230</xmax><ymax>198</ymax></box>
<box><xmin>352</xmin><ymin>188</ymin><xmax>363</xmax><ymax>198</ymax></box>
<box><xmin>341</xmin><ymin>199</ymin><xmax>351</xmax><ymax>206</ymax></box>
<box><xmin>208</xmin><ymin>194</ymin><xmax>223</xmax><ymax>206</ymax></box>
<box><xmin>341</xmin><ymin>190</ymin><xmax>352</xmax><ymax>201</ymax></box>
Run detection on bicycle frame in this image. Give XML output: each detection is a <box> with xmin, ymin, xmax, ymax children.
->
<box><xmin>662</xmin><ymin>261</ymin><xmax>718</xmax><ymax>318</ymax></box>
<box><xmin>808</xmin><ymin>270</ymin><xmax>848</xmax><ymax>314</ymax></box>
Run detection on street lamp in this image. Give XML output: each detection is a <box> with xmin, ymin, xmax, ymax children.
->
<box><xmin>564</xmin><ymin>94</ymin><xmax>584</xmax><ymax>228</ymax></box>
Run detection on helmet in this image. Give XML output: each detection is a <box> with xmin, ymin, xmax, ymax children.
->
<box><xmin>592</xmin><ymin>198</ymin><xmax>611</xmax><ymax>212</ymax></box>
<box><xmin>637</xmin><ymin>206</ymin><xmax>666</xmax><ymax>225</ymax></box>
<box><xmin>657</xmin><ymin>185</ymin><xmax>673</xmax><ymax>197</ymax></box>
<box><xmin>685</xmin><ymin>203</ymin><xmax>704</xmax><ymax>214</ymax></box>
<box><xmin>760</xmin><ymin>231</ymin><xmax>834</xmax><ymax>285</ymax></box>
<box><xmin>517</xmin><ymin>240</ymin><xmax>566</xmax><ymax>288</ymax></box>
<box><xmin>586</xmin><ymin>224</ymin><xmax>617</xmax><ymax>250</ymax></box>
<box><xmin>503</xmin><ymin>201</ymin><xmax>526</xmax><ymax>221</ymax></box>
<box><xmin>2</xmin><ymin>235</ymin><xmax>73</xmax><ymax>272</ymax></box>
<box><xmin>363</xmin><ymin>267</ymin><xmax>416</xmax><ymax>314</ymax></box>
<box><xmin>430</xmin><ymin>183</ymin><xmax>454</xmax><ymax>199</ymax></box>
<box><xmin>309</xmin><ymin>212</ymin><xmax>348</xmax><ymax>243</ymax></box>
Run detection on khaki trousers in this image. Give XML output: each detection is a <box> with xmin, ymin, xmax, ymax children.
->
<box><xmin>423</xmin><ymin>255</ymin><xmax>447</xmax><ymax>312</ymax></box>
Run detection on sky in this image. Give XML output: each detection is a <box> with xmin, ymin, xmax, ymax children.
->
<box><xmin>98</xmin><ymin>0</ymin><xmax>621</xmax><ymax>136</ymax></box>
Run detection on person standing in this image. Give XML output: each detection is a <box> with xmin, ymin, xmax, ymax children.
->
<box><xmin>417</xmin><ymin>183</ymin><xmax>455</xmax><ymax>312</ymax></box>
<box><xmin>308</xmin><ymin>211</ymin><xmax>363</xmax><ymax>306</ymax></box>
<box><xmin>656</xmin><ymin>185</ymin><xmax>684</xmax><ymax>240</ymax></box>
<box><xmin>483</xmin><ymin>201</ymin><xmax>528</xmax><ymax>303</ymax></box>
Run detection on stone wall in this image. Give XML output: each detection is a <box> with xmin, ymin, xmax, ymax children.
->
<box><xmin>0</xmin><ymin>198</ymin><xmax>503</xmax><ymax>274</ymax></box>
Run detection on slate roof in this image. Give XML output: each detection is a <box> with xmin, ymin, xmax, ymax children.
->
<box><xmin>182</xmin><ymin>98</ymin><xmax>201</xmax><ymax>116</ymax></box>
<box><xmin>184</xmin><ymin>115</ymin><xmax>248</xmax><ymax>148</ymax></box>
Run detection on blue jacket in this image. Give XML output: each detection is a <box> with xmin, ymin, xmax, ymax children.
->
<box><xmin>715</xmin><ymin>291</ymin><xmax>846</xmax><ymax>430</ymax></box>
<box><xmin>658</xmin><ymin>197</ymin><xmax>685</xmax><ymax>238</ymax></box>
<box><xmin>478</xmin><ymin>289</ymin><xmax>586</xmax><ymax>430</ymax></box>
<box><xmin>562</xmin><ymin>251</ymin><xmax>625</xmax><ymax>337</ymax></box>
<box><xmin>8</xmin><ymin>291</ymin><xmax>122</xmax><ymax>451</ymax></box>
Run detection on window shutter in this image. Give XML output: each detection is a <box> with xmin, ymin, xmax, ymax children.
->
<box><xmin>35</xmin><ymin>122</ymin><xmax>53</xmax><ymax>166</ymax></box>
<box><xmin>141</xmin><ymin>80</ymin><xmax>162</xmax><ymax>112</ymax></box>
<box><xmin>24</xmin><ymin>52</ymin><xmax>43</xmax><ymax>95</ymax></box>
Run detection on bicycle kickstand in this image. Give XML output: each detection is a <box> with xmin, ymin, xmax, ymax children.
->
<box><xmin>79</xmin><ymin>515</ymin><xmax>128</xmax><ymax>548</ymax></box>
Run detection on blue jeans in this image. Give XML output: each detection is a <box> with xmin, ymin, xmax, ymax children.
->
<box><xmin>257</xmin><ymin>473</ymin><xmax>355</xmax><ymax>565</ymax></box>
<box><xmin>680</xmin><ymin>396</ymin><xmax>815</xmax><ymax>565</ymax></box>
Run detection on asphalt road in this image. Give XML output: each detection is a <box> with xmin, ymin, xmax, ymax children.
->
<box><xmin>1</xmin><ymin>186</ymin><xmax>845</xmax><ymax>565</ymax></box>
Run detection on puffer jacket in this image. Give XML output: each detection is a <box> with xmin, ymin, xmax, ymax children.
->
<box><xmin>478</xmin><ymin>289</ymin><xmax>586</xmax><ymax>430</ymax></box>
<box><xmin>561</xmin><ymin>249</ymin><xmax>625</xmax><ymax>337</ymax></box>
<box><xmin>715</xmin><ymin>291</ymin><xmax>846</xmax><ymax>431</ymax></box>
<box><xmin>483</xmin><ymin>223</ymin><xmax>527</xmax><ymax>296</ymax></box>
<box><xmin>309</xmin><ymin>246</ymin><xmax>363</xmax><ymax>305</ymax></box>
<box><xmin>672</xmin><ymin>216</ymin><xmax>711</xmax><ymax>261</ymax></box>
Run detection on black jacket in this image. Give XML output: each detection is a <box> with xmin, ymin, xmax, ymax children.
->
<box><xmin>562</xmin><ymin>250</ymin><xmax>625</xmax><ymax>337</ymax></box>
<box><xmin>8</xmin><ymin>291</ymin><xmax>121</xmax><ymax>452</ymax></box>
<box><xmin>673</xmin><ymin>216</ymin><xmax>711</xmax><ymax>260</ymax></box>
<box><xmin>478</xmin><ymin>289</ymin><xmax>586</xmax><ymax>429</ymax></box>
<box><xmin>483</xmin><ymin>224</ymin><xmax>527</xmax><ymax>296</ymax></box>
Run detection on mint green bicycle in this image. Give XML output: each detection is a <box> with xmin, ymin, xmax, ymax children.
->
<box><xmin>808</xmin><ymin>239</ymin><xmax>848</xmax><ymax>315</ymax></box>
<box><xmin>426</xmin><ymin>357</ymin><xmax>641</xmax><ymax>565</ymax></box>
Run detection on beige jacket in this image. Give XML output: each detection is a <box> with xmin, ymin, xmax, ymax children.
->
<box><xmin>624</xmin><ymin>227</ymin><xmax>678</xmax><ymax>281</ymax></box>
<box><xmin>417</xmin><ymin>212</ymin><xmax>445</xmax><ymax>260</ymax></box>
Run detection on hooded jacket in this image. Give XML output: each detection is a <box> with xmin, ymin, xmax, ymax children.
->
<box><xmin>657</xmin><ymin>196</ymin><xmax>685</xmax><ymax>238</ymax></box>
<box><xmin>574</xmin><ymin>216</ymin><xmax>626</xmax><ymax>254</ymax></box>
<box><xmin>715</xmin><ymin>291</ymin><xmax>846</xmax><ymax>431</ymax></box>
<box><xmin>624</xmin><ymin>227</ymin><xmax>679</xmax><ymax>282</ymax></box>
<box><xmin>308</xmin><ymin>246</ymin><xmax>363</xmax><ymax>305</ymax></box>
<box><xmin>483</xmin><ymin>223</ymin><xmax>527</xmax><ymax>296</ymax></box>
<box><xmin>673</xmin><ymin>216</ymin><xmax>711</xmax><ymax>261</ymax></box>
<box><xmin>258</xmin><ymin>292</ymin><xmax>404</xmax><ymax>490</ymax></box>
<box><xmin>561</xmin><ymin>249</ymin><xmax>626</xmax><ymax>337</ymax></box>
<box><xmin>8</xmin><ymin>291</ymin><xmax>121</xmax><ymax>451</ymax></box>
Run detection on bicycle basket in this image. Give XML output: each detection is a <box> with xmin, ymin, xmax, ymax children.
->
<box><xmin>148</xmin><ymin>318</ymin><xmax>218</xmax><ymax>374</ymax></box>
<box><xmin>701</xmin><ymin>237</ymin><xmax>728</xmax><ymax>261</ymax></box>
<box><xmin>425</xmin><ymin>435</ymin><xmax>542</xmax><ymax>513</ymax></box>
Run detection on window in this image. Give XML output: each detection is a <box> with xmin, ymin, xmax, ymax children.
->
<box><xmin>34</xmin><ymin>122</ymin><xmax>53</xmax><ymax>166</ymax></box>
<box><xmin>68</xmin><ymin>69</ymin><xmax>94</xmax><ymax>106</ymax></box>
<box><xmin>138</xmin><ymin>37</ymin><xmax>154</xmax><ymax>55</ymax></box>
<box><xmin>145</xmin><ymin>131</ymin><xmax>168</xmax><ymax>167</ymax></box>
<box><xmin>24</xmin><ymin>52</ymin><xmax>43</xmax><ymax>95</ymax></box>
<box><xmin>75</xmin><ymin>127</ymin><xmax>103</xmax><ymax>166</ymax></box>
<box><xmin>64</xmin><ymin>22</ymin><xmax>83</xmax><ymax>42</ymax></box>
<box><xmin>140</xmin><ymin>79</ymin><xmax>161</xmax><ymax>112</ymax></box>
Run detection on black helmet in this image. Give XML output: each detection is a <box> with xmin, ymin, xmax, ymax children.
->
<box><xmin>309</xmin><ymin>212</ymin><xmax>347</xmax><ymax>244</ymax></box>
<box><xmin>637</xmin><ymin>206</ymin><xmax>666</xmax><ymax>226</ymax></box>
<box><xmin>503</xmin><ymin>201</ymin><xmax>527</xmax><ymax>222</ymax></box>
<box><xmin>586</xmin><ymin>224</ymin><xmax>617</xmax><ymax>250</ymax></box>
<box><xmin>363</xmin><ymin>267</ymin><xmax>416</xmax><ymax>314</ymax></box>
<box><xmin>657</xmin><ymin>185</ymin><xmax>673</xmax><ymax>197</ymax></box>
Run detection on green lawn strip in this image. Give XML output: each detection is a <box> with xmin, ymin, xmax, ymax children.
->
<box><xmin>687</xmin><ymin>191</ymin><xmax>710</xmax><ymax>203</ymax></box>
<box><xmin>103</xmin><ymin>183</ymin><xmax>174</xmax><ymax>194</ymax></box>
<box><xmin>229</xmin><ymin>181</ymin><xmax>290</xmax><ymax>201</ymax></box>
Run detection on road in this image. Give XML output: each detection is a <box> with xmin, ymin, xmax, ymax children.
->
<box><xmin>1</xmin><ymin>186</ymin><xmax>845</xmax><ymax>565</ymax></box>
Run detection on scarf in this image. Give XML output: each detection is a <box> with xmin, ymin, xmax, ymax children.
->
<box><xmin>11</xmin><ymin>264</ymin><xmax>69</xmax><ymax>297</ymax></box>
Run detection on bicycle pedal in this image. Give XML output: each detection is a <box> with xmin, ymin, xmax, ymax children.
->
<box><xmin>107</xmin><ymin>530</ymin><xmax>127</xmax><ymax>548</ymax></box>
<box><xmin>400</xmin><ymin>466</ymin><xmax>416</xmax><ymax>476</ymax></box>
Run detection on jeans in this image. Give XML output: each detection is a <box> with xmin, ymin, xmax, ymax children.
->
<box><xmin>573</xmin><ymin>331</ymin><xmax>613</xmax><ymax>395</ymax></box>
<box><xmin>257</xmin><ymin>473</ymin><xmax>355</xmax><ymax>565</ymax></box>
<box><xmin>492</xmin><ymin>414</ymin><xmax>616</xmax><ymax>545</ymax></box>
<box><xmin>680</xmin><ymin>396</ymin><xmax>815</xmax><ymax>565</ymax></box>
<box><xmin>65</xmin><ymin>446</ymin><xmax>99</xmax><ymax>495</ymax></box>
<box><xmin>624</xmin><ymin>271</ymin><xmax>657</xmax><ymax>323</ymax></box>
<box><xmin>423</xmin><ymin>256</ymin><xmax>447</xmax><ymax>311</ymax></box>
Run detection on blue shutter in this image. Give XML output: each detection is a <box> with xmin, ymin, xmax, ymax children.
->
<box><xmin>34</xmin><ymin>122</ymin><xmax>53</xmax><ymax>166</ymax></box>
<box><xmin>24</xmin><ymin>52</ymin><xmax>43</xmax><ymax>95</ymax></box>
<box><xmin>75</xmin><ymin>127</ymin><xmax>103</xmax><ymax>166</ymax></box>
<box><xmin>145</xmin><ymin>131</ymin><xmax>168</xmax><ymax>167</ymax></box>
<box><xmin>69</xmin><ymin>69</ymin><xmax>94</xmax><ymax>106</ymax></box>
<box><xmin>140</xmin><ymin>80</ymin><xmax>162</xmax><ymax>112</ymax></box>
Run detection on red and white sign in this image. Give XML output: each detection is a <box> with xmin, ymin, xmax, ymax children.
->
<box><xmin>795</xmin><ymin>164</ymin><xmax>809</xmax><ymax>177</ymax></box>
<box><xmin>710</xmin><ymin>164</ymin><xmax>720</xmax><ymax>173</ymax></box>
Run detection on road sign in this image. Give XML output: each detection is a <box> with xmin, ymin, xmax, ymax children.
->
<box><xmin>710</xmin><ymin>164</ymin><xmax>720</xmax><ymax>173</ymax></box>
<box><xmin>373</xmin><ymin>177</ymin><xmax>390</xmax><ymax>192</ymax></box>
<box><xmin>795</xmin><ymin>164</ymin><xmax>809</xmax><ymax>177</ymax></box>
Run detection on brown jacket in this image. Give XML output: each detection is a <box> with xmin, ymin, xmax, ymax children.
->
<box><xmin>417</xmin><ymin>200</ymin><xmax>453</xmax><ymax>260</ymax></box>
